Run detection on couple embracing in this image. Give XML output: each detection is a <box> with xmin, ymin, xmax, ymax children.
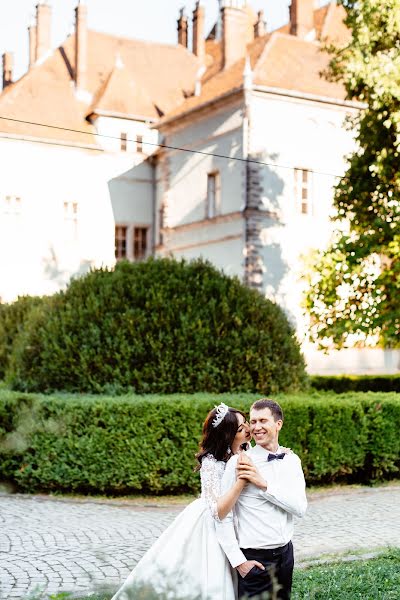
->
<box><xmin>112</xmin><ymin>398</ymin><xmax>307</xmax><ymax>600</ymax></box>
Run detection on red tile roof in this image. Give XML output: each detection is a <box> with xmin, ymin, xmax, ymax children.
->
<box><xmin>161</xmin><ymin>34</ymin><xmax>270</xmax><ymax>123</ymax></box>
<box><xmin>253</xmin><ymin>32</ymin><xmax>346</xmax><ymax>99</ymax></box>
<box><xmin>0</xmin><ymin>49</ymin><xmax>95</xmax><ymax>145</ymax></box>
<box><xmin>0</xmin><ymin>2</ymin><xmax>351</xmax><ymax>142</ymax></box>
<box><xmin>88</xmin><ymin>56</ymin><xmax>159</xmax><ymax>121</ymax></box>
<box><xmin>159</xmin><ymin>3</ymin><xmax>350</xmax><ymax>126</ymax></box>
<box><xmin>0</xmin><ymin>30</ymin><xmax>200</xmax><ymax>143</ymax></box>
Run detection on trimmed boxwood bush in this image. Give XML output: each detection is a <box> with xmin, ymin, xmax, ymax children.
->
<box><xmin>0</xmin><ymin>295</ymin><xmax>43</xmax><ymax>380</ymax></box>
<box><xmin>6</xmin><ymin>258</ymin><xmax>307</xmax><ymax>394</ymax></box>
<box><xmin>311</xmin><ymin>374</ymin><xmax>400</xmax><ymax>393</ymax></box>
<box><xmin>0</xmin><ymin>391</ymin><xmax>399</xmax><ymax>494</ymax></box>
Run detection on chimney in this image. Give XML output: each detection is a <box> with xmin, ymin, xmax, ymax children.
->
<box><xmin>2</xmin><ymin>53</ymin><xmax>13</xmax><ymax>89</ymax></box>
<box><xmin>36</xmin><ymin>1</ymin><xmax>52</xmax><ymax>61</ymax></box>
<box><xmin>28</xmin><ymin>22</ymin><xmax>37</xmax><ymax>66</ymax></box>
<box><xmin>290</xmin><ymin>0</ymin><xmax>315</xmax><ymax>39</ymax></box>
<box><xmin>177</xmin><ymin>8</ymin><xmax>188</xmax><ymax>48</ymax></box>
<box><xmin>221</xmin><ymin>1</ymin><xmax>249</xmax><ymax>70</ymax></box>
<box><xmin>254</xmin><ymin>10</ymin><xmax>266</xmax><ymax>38</ymax></box>
<box><xmin>192</xmin><ymin>2</ymin><xmax>205</xmax><ymax>64</ymax></box>
<box><xmin>75</xmin><ymin>0</ymin><xmax>88</xmax><ymax>90</ymax></box>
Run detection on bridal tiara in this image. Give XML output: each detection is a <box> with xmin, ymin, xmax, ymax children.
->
<box><xmin>212</xmin><ymin>402</ymin><xmax>229</xmax><ymax>428</ymax></box>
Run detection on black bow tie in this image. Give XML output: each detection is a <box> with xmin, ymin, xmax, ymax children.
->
<box><xmin>267</xmin><ymin>452</ymin><xmax>286</xmax><ymax>462</ymax></box>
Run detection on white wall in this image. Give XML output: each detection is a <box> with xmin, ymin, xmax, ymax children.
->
<box><xmin>304</xmin><ymin>345</ymin><xmax>400</xmax><ymax>375</ymax></box>
<box><xmin>94</xmin><ymin>116</ymin><xmax>158</xmax><ymax>156</ymax></box>
<box><xmin>3</xmin><ymin>91</ymin><xmax>397</xmax><ymax>374</ymax></box>
<box><xmin>0</xmin><ymin>137</ymin><xmax>106</xmax><ymax>301</ymax></box>
<box><xmin>250</xmin><ymin>92</ymin><xmax>355</xmax><ymax>329</ymax></box>
<box><xmin>171</xmin><ymin>237</ymin><xmax>245</xmax><ymax>279</ymax></box>
<box><xmin>156</xmin><ymin>100</ymin><xmax>246</xmax><ymax>279</ymax></box>
<box><xmin>93</xmin><ymin>116</ymin><xmax>156</xmax><ymax>226</ymax></box>
<box><xmin>163</xmin><ymin>216</ymin><xmax>245</xmax><ymax>279</ymax></box>
<box><xmin>160</xmin><ymin>102</ymin><xmax>245</xmax><ymax>224</ymax></box>
<box><xmin>249</xmin><ymin>91</ymin><xmax>400</xmax><ymax>374</ymax></box>
<box><xmin>0</xmin><ymin>120</ymin><xmax>156</xmax><ymax>302</ymax></box>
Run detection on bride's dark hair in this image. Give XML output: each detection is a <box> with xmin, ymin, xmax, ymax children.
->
<box><xmin>195</xmin><ymin>406</ymin><xmax>246</xmax><ymax>469</ymax></box>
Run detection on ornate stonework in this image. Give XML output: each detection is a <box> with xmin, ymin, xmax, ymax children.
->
<box><xmin>244</xmin><ymin>159</ymin><xmax>265</xmax><ymax>291</ymax></box>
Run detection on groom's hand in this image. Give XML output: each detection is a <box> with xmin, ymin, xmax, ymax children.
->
<box><xmin>237</xmin><ymin>560</ymin><xmax>265</xmax><ymax>578</ymax></box>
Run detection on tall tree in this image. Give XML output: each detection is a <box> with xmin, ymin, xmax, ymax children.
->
<box><xmin>305</xmin><ymin>0</ymin><xmax>400</xmax><ymax>349</ymax></box>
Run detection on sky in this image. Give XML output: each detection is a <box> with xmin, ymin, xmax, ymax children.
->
<box><xmin>1</xmin><ymin>1</ymin><xmax>331</xmax><ymax>82</ymax></box>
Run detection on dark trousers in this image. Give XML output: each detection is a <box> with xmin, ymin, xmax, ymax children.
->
<box><xmin>237</xmin><ymin>542</ymin><xmax>294</xmax><ymax>600</ymax></box>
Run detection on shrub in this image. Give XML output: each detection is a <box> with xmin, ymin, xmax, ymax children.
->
<box><xmin>0</xmin><ymin>391</ymin><xmax>399</xmax><ymax>495</ymax></box>
<box><xmin>6</xmin><ymin>259</ymin><xmax>306</xmax><ymax>394</ymax></box>
<box><xmin>0</xmin><ymin>295</ymin><xmax>44</xmax><ymax>379</ymax></box>
<box><xmin>310</xmin><ymin>374</ymin><xmax>400</xmax><ymax>393</ymax></box>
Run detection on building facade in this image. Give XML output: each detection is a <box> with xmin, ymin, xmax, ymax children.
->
<box><xmin>1</xmin><ymin>0</ymin><xmax>398</xmax><ymax>374</ymax></box>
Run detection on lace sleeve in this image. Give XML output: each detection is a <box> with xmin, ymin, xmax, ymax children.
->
<box><xmin>200</xmin><ymin>455</ymin><xmax>224</xmax><ymax>522</ymax></box>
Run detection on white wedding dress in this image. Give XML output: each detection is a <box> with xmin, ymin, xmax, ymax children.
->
<box><xmin>111</xmin><ymin>454</ymin><xmax>237</xmax><ymax>600</ymax></box>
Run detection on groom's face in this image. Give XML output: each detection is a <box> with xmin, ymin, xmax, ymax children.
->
<box><xmin>250</xmin><ymin>407</ymin><xmax>282</xmax><ymax>449</ymax></box>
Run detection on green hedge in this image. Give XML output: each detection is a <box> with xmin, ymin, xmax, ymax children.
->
<box><xmin>0</xmin><ymin>295</ymin><xmax>44</xmax><ymax>379</ymax></box>
<box><xmin>6</xmin><ymin>258</ymin><xmax>306</xmax><ymax>395</ymax></box>
<box><xmin>0</xmin><ymin>391</ymin><xmax>399</xmax><ymax>494</ymax></box>
<box><xmin>311</xmin><ymin>374</ymin><xmax>400</xmax><ymax>393</ymax></box>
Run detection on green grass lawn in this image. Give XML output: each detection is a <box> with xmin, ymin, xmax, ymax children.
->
<box><xmin>46</xmin><ymin>549</ymin><xmax>399</xmax><ymax>600</ymax></box>
<box><xmin>292</xmin><ymin>549</ymin><xmax>400</xmax><ymax>599</ymax></box>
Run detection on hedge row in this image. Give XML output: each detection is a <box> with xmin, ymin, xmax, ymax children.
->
<box><xmin>0</xmin><ymin>391</ymin><xmax>399</xmax><ymax>494</ymax></box>
<box><xmin>310</xmin><ymin>374</ymin><xmax>400</xmax><ymax>393</ymax></box>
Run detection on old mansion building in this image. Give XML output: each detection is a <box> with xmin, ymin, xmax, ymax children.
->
<box><xmin>1</xmin><ymin>0</ymin><xmax>397</xmax><ymax>373</ymax></box>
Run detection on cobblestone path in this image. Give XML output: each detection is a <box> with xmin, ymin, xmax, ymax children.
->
<box><xmin>1</xmin><ymin>485</ymin><xmax>399</xmax><ymax>599</ymax></box>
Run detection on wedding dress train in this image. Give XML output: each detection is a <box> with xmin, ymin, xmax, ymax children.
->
<box><xmin>111</xmin><ymin>455</ymin><xmax>237</xmax><ymax>600</ymax></box>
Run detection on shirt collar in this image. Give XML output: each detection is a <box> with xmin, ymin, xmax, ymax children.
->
<box><xmin>251</xmin><ymin>444</ymin><xmax>281</xmax><ymax>458</ymax></box>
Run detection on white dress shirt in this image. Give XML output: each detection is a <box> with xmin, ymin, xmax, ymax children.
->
<box><xmin>215</xmin><ymin>444</ymin><xmax>307</xmax><ymax>568</ymax></box>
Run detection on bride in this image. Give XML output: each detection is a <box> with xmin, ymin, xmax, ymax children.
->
<box><xmin>111</xmin><ymin>403</ymin><xmax>265</xmax><ymax>600</ymax></box>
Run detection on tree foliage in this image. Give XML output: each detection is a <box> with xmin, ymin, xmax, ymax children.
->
<box><xmin>305</xmin><ymin>0</ymin><xmax>400</xmax><ymax>348</ymax></box>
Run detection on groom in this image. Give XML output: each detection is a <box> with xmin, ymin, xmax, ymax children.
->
<box><xmin>216</xmin><ymin>398</ymin><xmax>307</xmax><ymax>599</ymax></box>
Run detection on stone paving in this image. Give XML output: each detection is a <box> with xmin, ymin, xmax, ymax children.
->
<box><xmin>1</xmin><ymin>485</ymin><xmax>400</xmax><ymax>599</ymax></box>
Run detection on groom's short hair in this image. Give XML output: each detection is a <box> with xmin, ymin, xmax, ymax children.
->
<box><xmin>251</xmin><ymin>398</ymin><xmax>284</xmax><ymax>422</ymax></box>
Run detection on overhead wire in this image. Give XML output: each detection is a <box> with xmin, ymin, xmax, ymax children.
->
<box><xmin>0</xmin><ymin>115</ymin><xmax>344</xmax><ymax>180</ymax></box>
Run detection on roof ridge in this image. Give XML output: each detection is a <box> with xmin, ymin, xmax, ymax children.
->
<box><xmin>87</xmin><ymin>28</ymin><xmax>185</xmax><ymax>51</ymax></box>
<box><xmin>0</xmin><ymin>49</ymin><xmax>56</xmax><ymax>104</ymax></box>
<box><xmin>87</xmin><ymin>67</ymin><xmax>114</xmax><ymax>115</ymax></box>
<box><xmin>273</xmin><ymin>31</ymin><xmax>322</xmax><ymax>47</ymax></box>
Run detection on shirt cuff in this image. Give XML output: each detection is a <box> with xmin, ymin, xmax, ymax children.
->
<box><xmin>230</xmin><ymin>548</ymin><xmax>247</xmax><ymax>568</ymax></box>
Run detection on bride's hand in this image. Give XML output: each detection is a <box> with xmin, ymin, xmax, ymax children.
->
<box><xmin>235</xmin><ymin>452</ymin><xmax>253</xmax><ymax>485</ymax></box>
<box><xmin>236</xmin><ymin>462</ymin><xmax>267</xmax><ymax>491</ymax></box>
<box><xmin>237</xmin><ymin>451</ymin><xmax>254</xmax><ymax>467</ymax></box>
